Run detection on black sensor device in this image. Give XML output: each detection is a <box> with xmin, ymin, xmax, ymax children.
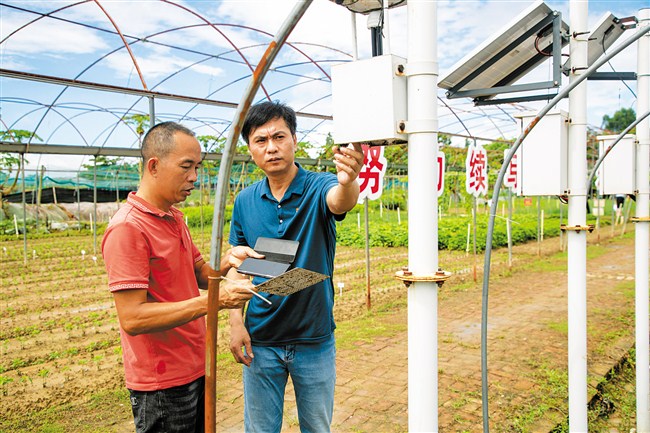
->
<box><xmin>237</xmin><ymin>237</ymin><xmax>299</xmax><ymax>279</ymax></box>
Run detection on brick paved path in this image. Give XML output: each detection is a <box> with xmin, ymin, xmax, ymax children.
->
<box><xmin>211</xmin><ymin>235</ymin><xmax>637</xmax><ymax>432</ymax></box>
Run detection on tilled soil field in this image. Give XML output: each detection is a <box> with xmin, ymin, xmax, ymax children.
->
<box><xmin>0</xmin><ymin>226</ymin><xmax>641</xmax><ymax>432</ymax></box>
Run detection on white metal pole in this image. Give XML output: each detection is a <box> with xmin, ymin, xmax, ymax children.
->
<box><xmin>382</xmin><ymin>0</ymin><xmax>391</xmax><ymax>55</ymax></box>
<box><xmin>93</xmin><ymin>159</ymin><xmax>98</xmax><ymax>257</ymax></box>
<box><xmin>507</xmin><ymin>188</ymin><xmax>513</xmax><ymax>267</ymax></box>
<box><xmin>148</xmin><ymin>96</ymin><xmax>156</xmax><ymax>127</ymax></box>
<box><xmin>567</xmin><ymin>1</ymin><xmax>589</xmax><ymax>430</ymax></box>
<box><xmin>21</xmin><ymin>154</ymin><xmax>27</xmax><ymax>266</ymax></box>
<box><xmin>350</xmin><ymin>11</ymin><xmax>358</xmax><ymax>61</ymax></box>
<box><xmin>636</xmin><ymin>7</ymin><xmax>650</xmax><ymax>432</ymax></box>
<box><xmin>406</xmin><ymin>1</ymin><xmax>438</xmax><ymax>431</ymax></box>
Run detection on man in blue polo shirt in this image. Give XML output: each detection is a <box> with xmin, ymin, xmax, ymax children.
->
<box><xmin>227</xmin><ymin>101</ymin><xmax>363</xmax><ymax>433</ymax></box>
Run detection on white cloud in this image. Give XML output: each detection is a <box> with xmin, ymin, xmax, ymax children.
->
<box><xmin>56</xmin><ymin>1</ymin><xmax>199</xmax><ymax>38</ymax></box>
<box><xmin>102</xmin><ymin>49</ymin><xmax>224</xmax><ymax>81</ymax></box>
<box><xmin>211</xmin><ymin>1</ymin><xmax>365</xmax><ymax>65</ymax></box>
<box><xmin>1</xmin><ymin>9</ymin><xmax>109</xmax><ymax>55</ymax></box>
<box><xmin>0</xmin><ymin>55</ymin><xmax>29</xmax><ymax>71</ymax></box>
<box><xmin>287</xmin><ymin>72</ymin><xmax>332</xmax><ymax>111</ymax></box>
<box><xmin>2</xmin><ymin>0</ymin><xmax>646</xmax><ymax>152</ymax></box>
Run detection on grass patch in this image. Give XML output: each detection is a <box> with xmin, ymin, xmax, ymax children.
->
<box><xmin>547</xmin><ymin>320</ymin><xmax>568</xmax><ymax>335</ymax></box>
<box><xmin>335</xmin><ymin>309</ymin><xmax>407</xmax><ymax>351</ymax></box>
<box><xmin>615</xmin><ymin>280</ymin><xmax>635</xmax><ymax>299</ymax></box>
<box><xmin>521</xmin><ymin>252</ymin><xmax>567</xmax><ymax>273</ymax></box>
<box><xmin>498</xmin><ymin>359</ymin><xmax>568</xmax><ymax>432</ymax></box>
<box><xmin>551</xmin><ymin>346</ymin><xmax>637</xmax><ymax>432</ymax></box>
<box><xmin>588</xmin><ymin>347</ymin><xmax>636</xmax><ymax>431</ymax></box>
<box><xmin>518</xmin><ymin>242</ymin><xmax>611</xmax><ymax>274</ymax></box>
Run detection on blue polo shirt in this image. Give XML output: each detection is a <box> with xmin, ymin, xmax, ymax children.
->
<box><xmin>229</xmin><ymin>163</ymin><xmax>344</xmax><ymax>345</ymax></box>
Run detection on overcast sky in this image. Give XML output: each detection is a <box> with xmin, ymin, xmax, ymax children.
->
<box><xmin>1</xmin><ymin>0</ymin><xmax>647</xmax><ymax>171</ymax></box>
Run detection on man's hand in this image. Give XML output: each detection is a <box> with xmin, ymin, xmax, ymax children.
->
<box><xmin>332</xmin><ymin>142</ymin><xmax>364</xmax><ymax>186</ymax></box>
<box><xmin>326</xmin><ymin>142</ymin><xmax>363</xmax><ymax>215</ymax></box>
<box><xmin>208</xmin><ymin>277</ymin><xmax>258</xmax><ymax>310</ymax></box>
<box><xmin>223</xmin><ymin>246</ymin><xmax>264</xmax><ymax>270</ymax></box>
<box><xmin>229</xmin><ymin>320</ymin><xmax>254</xmax><ymax>367</ymax></box>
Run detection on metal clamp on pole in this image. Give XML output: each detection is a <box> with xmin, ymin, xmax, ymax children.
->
<box><xmin>395</xmin><ymin>267</ymin><xmax>452</xmax><ymax>288</ymax></box>
<box><xmin>559</xmin><ymin>224</ymin><xmax>595</xmax><ymax>232</ymax></box>
<box><xmin>402</xmin><ymin>61</ymin><xmax>438</xmax><ymax>77</ymax></box>
<box><xmin>630</xmin><ymin>217</ymin><xmax>650</xmax><ymax>223</ymax></box>
<box><xmin>397</xmin><ymin>119</ymin><xmax>438</xmax><ymax>134</ymax></box>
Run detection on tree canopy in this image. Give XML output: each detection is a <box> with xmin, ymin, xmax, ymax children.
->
<box><xmin>0</xmin><ymin>129</ymin><xmax>41</xmax><ymax>198</ymax></box>
<box><xmin>601</xmin><ymin>108</ymin><xmax>636</xmax><ymax>133</ymax></box>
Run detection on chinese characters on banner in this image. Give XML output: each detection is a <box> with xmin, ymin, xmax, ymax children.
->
<box><xmin>503</xmin><ymin>149</ymin><xmax>518</xmax><ymax>191</ymax></box>
<box><xmin>465</xmin><ymin>143</ymin><xmax>488</xmax><ymax>197</ymax></box>
<box><xmin>357</xmin><ymin>144</ymin><xmax>387</xmax><ymax>203</ymax></box>
<box><xmin>357</xmin><ymin>145</ymin><xmax>445</xmax><ymax>203</ymax></box>
<box><xmin>437</xmin><ymin>152</ymin><xmax>446</xmax><ymax>195</ymax></box>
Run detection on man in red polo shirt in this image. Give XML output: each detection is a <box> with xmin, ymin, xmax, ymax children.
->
<box><xmin>102</xmin><ymin>121</ymin><xmax>261</xmax><ymax>433</ymax></box>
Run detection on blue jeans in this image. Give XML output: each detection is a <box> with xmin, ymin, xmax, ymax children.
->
<box><xmin>243</xmin><ymin>334</ymin><xmax>336</xmax><ymax>433</ymax></box>
<box><xmin>128</xmin><ymin>376</ymin><xmax>205</xmax><ymax>433</ymax></box>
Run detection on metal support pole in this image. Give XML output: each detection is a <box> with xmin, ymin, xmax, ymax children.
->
<box><xmin>473</xmin><ymin>198</ymin><xmax>478</xmax><ymax>282</ymax></box>
<box><xmin>36</xmin><ymin>165</ymin><xmax>43</xmax><ymax>231</ymax></box>
<box><xmin>364</xmin><ymin>5</ymin><xmax>384</xmax><ymax>312</ymax></box>
<box><xmin>364</xmin><ymin>197</ymin><xmax>371</xmax><ymax>310</ymax></box>
<box><xmin>350</xmin><ymin>12</ymin><xmax>358</xmax><ymax>61</ymax></box>
<box><xmin>148</xmin><ymin>96</ymin><xmax>156</xmax><ymax>127</ymax></box>
<box><xmin>77</xmin><ymin>173</ymin><xmax>81</xmax><ymax>231</ymax></box>
<box><xmin>636</xmin><ymin>7</ymin><xmax>650</xmax><ymax>432</ymax></box>
<box><xmin>567</xmin><ymin>2</ymin><xmax>589</xmax><ymax>430</ymax></box>
<box><xmin>206</xmin><ymin>3</ymin><xmax>313</xmax><ymax>431</ymax></box>
<box><xmin>93</xmin><ymin>159</ymin><xmax>97</xmax><ymax>256</ymax></box>
<box><xmin>115</xmin><ymin>168</ymin><xmax>120</xmax><ymax>208</ymax></box>
<box><xmin>370</xmin><ymin>27</ymin><xmax>383</xmax><ymax>57</ymax></box>
<box><xmin>406</xmin><ymin>1</ymin><xmax>438</xmax><ymax>430</ymax></box>
<box><xmin>20</xmin><ymin>153</ymin><xmax>27</xmax><ymax>266</ymax></box>
<box><xmin>507</xmin><ymin>189</ymin><xmax>513</xmax><ymax>268</ymax></box>
<box><xmin>537</xmin><ymin>196</ymin><xmax>542</xmax><ymax>256</ymax></box>
<box><xmin>382</xmin><ymin>0</ymin><xmax>391</xmax><ymax>55</ymax></box>
<box><xmin>480</xmin><ymin>22</ymin><xmax>650</xmax><ymax>433</ymax></box>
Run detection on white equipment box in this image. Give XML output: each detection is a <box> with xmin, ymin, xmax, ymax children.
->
<box><xmin>514</xmin><ymin>110</ymin><xmax>569</xmax><ymax>196</ymax></box>
<box><xmin>331</xmin><ymin>54</ymin><xmax>407</xmax><ymax>145</ymax></box>
<box><xmin>596</xmin><ymin>134</ymin><xmax>636</xmax><ymax>195</ymax></box>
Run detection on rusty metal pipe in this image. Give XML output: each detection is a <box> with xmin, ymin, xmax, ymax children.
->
<box><xmin>205</xmin><ymin>2</ymin><xmax>313</xmax><ymax>431</ymax></box>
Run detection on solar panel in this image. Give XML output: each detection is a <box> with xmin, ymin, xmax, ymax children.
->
<box><xmin>438</xmin><ymin>0</ymin><xmax>569</xmax><ymax>103</ymax></box>
<box><xmin>562</xmin><ymin>12</ymin><xmax>628</xmax><ymax>73</ymax></box>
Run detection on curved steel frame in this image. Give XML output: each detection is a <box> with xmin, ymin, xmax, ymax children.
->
<box><xmin>1</xmin><ymin>2</ymin><xmax>341</xmax><ymax>153</ymax></box>
<box><xmin>205</xmin><ymin>3</ymin><xmax>314</xmax><ymax>431</ymax></box>
<box><xmin>480</xmin><ymin>23</ymin><xmax>650</xmax><ymax>433</ymax></box>
<box><xmin>0</xmin><ymin>1</ymin><xmax>526</xmax><ymax>158</ymax></box>
<box><xmin>586</xmin><ymin>108</ymin><xmax>650</xmax><ymax>195</ymax></box>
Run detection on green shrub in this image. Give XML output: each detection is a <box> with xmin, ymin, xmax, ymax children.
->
<box><xmin>336</xmin><ymin>214</ymin><xmax>566</xmax><ymax>251</ymax></box>
<box><xmin>181</xmin><ymin>205</ymin><xmax>233</xmax><ymax>228</ymax></box>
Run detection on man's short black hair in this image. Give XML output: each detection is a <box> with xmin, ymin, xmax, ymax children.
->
<box><xmin>141</xmin><ymin>121</ymin><xmax>195</xmax><ymax>162</ymax></box>
<box><xmin>241</xmin><ymin>101</ymin><xmax>297</xmax><ymax>144</ymax></box>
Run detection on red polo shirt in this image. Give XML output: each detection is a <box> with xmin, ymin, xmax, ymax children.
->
<box><xmin>102</xmin><ymin>192</ymin><xmax>205</xmax><ymax>391</ymax></box>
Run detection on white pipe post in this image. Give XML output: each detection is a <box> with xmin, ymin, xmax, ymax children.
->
<box><xmin>350</xmin><ymin>11</ymin><xmax>358</xmax><ymax>61</ymax></box>
<box><xmin>636</xmin><ymin>7</ymin><xmax>650</xmax><ymax>432</ymax></box>
<box><xmin>567</xmin><ymin>1</ymin><xmax>589</xmax><ymax>430</ymax></box>
<box><xmin>382</xmin><ymin>0</ymin><xmax>391</xmax><ymax>55</ymax></box>
<box><xmin>77</xmin><ymin>173</ymin><xmax>81</xmax><ymax>231</ymax></box>
<box><xmin>406</xmin><ymin>1</ymin><xmax>438</xmax><ymax>431</ymax></box>
<box><xmin>148</xmin><ymin>96</ymin><xmax>156</xmax><ymax>127</ymax></box>
<box><xmin>21</xmin><ymin>153</ymin><xmax>27</xmax><ymax>265</ymax></box>
<box><xmin>507</xmin><ymin>189</ymin><xmax>513</xmax><ymax>268</ymax></box>
<box><xmin>93</xmin><ymin>159</ymin><xmax>98</xmax><ymax>257</ymax></box>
